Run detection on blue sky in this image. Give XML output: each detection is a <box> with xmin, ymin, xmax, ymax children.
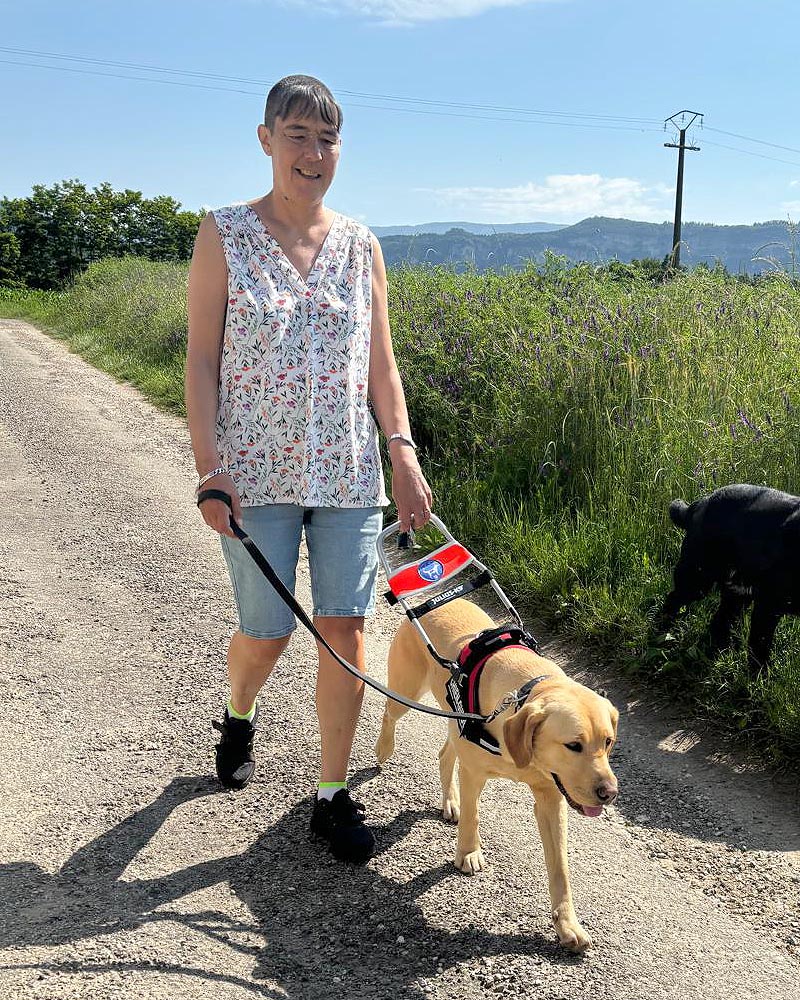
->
<box><xmin>1</xmin><ymin>0</ymin><xmax>799</xmax><ymax>227</ymax></box>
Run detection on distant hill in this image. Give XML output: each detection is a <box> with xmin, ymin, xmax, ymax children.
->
<box><xmin>375</xmin><ymin>216</ymin><xmax>797</xmax><ymax>275</ymax></box>
<box><xmin>371</xmin><ymin>221</ymin><xmax>565</xmax><ymax>236</ymax></box>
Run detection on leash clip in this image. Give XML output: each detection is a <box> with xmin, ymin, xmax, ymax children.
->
<box><xmin>397</xmin><ymin>527</ymin><xmax>416</xmax><ymax>551</ymax></box>
<box><xmin>484</xmin><ymin>690</ymin><xmax>525</xmax><ymax>724</ymax></box>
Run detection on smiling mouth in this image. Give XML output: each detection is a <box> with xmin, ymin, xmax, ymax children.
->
<box><xmin>552</xmin><ymin>773</ymin><xmax>603</xmax><ymax>818</ymax></box>
<box><xmin>296</xmin><ymin>168</ymin><xmax>322</xmax><ymax>179</ymax></box>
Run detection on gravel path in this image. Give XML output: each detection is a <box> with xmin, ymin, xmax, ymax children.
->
<box><xmin>1</xmin><ymin>317</ymin><xmax>798</xmax><ymax>1000</ymax></box>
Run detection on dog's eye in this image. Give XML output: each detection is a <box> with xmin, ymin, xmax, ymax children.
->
<box><xmin>564</xmin><ymin>741</ymin><xmax>583</xmax><ymax>753</ymax></box>
<box><xmin>605</xmin><ymin>737</ymin><xmax>613</xmax><ymax>749</ymax></box>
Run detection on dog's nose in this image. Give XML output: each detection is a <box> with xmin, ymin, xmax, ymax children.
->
<box><xmin>595</xmin><ymin>781</ymin><xmax>618</xmax><ymax>804</ymax></box>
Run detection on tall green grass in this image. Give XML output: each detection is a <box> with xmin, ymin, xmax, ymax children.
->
<box><xmin>390</xmin><ymin>261</ymin><xmax>800</xmax><ymax>758</ymax></box>
<box><xmin>3</xmin><ymin>256</ymin><xmax>800</xmax><ymax>761</ymax></box>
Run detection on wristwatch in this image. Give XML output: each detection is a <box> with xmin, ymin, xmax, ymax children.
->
<box><xmin>386</xmin><ymin>433</ymin><xmax>417</xmax><ymax>450</ymax></box>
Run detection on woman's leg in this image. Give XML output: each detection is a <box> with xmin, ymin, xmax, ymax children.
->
<box><xmin>219</xmin><ymin>503</ymin><xmax>305</xmax><ymax>712</ymax></box>
<box><xmin>313</xmin><ymin>616</ymin><xmax>366</xmax><ymax>782</ymax></box>
<box><xmin>309</xmin><ymin>613</ymin><xmax>376</xmax><ymax>862</ymax></box>
<box><xmin>303</xmin><ymin>507</ymin><xmax>382</xmax><ymax>861</ymax></box>
<box><xmin>304</xmin><ymin>505</ymin><xmax>383</xmax><ymax>781</ymax></box>
<box><xmin>227</xmin><ymin>631</ymin><xmax>291</xmax><ymax>714</ymax></box>
<box><xmin>216</xmin><ymin>504</ymin><xmax>303</xmax><ymax>788</ymax></box>
<box><xmin>215</xmin><ymin>631</ymin><xmax>292</xmax><ymax>791</ymax></box>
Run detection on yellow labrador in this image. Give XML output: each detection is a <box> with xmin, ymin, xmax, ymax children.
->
<box><xmin>375</xmin><ymin>598</ymin><xmax>619</xmax><ymax>952</ymax></box>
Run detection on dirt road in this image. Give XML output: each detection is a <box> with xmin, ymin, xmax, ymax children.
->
<box><xmin>1</xmin><ymin>318</ymin><xmax>798</xmax><ymax>999</ymax></box>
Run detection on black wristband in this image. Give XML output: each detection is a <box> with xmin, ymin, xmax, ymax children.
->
<box><xmin>196</xmin><ymin>488</ymin><xmax>233</xmax><ymax>509</ymax></box>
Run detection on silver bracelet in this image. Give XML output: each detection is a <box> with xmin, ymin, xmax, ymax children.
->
<box><xmin>196</xmin><ymin>466</ymin><xmax>226</xmax><ymax>492</ymax></box>
<box><xmin>386</xmin><ymin>433</ymin><xmax>417</xmax><ymax>450</ymax></box>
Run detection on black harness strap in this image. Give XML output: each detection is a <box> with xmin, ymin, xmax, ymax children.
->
<box><xmin>445</xmin><ymin>674</ymin><xmax>505</xmax><ymax>755</ymax></box>
<box><xmin>384</xmin><ymin>569</ymin><xmax>493</xmax><ymax>616</ymax></box>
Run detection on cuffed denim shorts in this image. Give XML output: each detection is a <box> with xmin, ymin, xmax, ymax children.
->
<box><xmin>220</xmin><ymin>504</ymin><xmax>384</xmax><ymax>639</ymax></box>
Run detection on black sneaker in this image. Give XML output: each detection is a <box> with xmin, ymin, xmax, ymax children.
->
<box><xmin>309</xmin><ymin>788</ymin><xmax>375</xmax><ymax>863</ymax></box>
<box><xmin>212</xmin><ymin>705</ymin><xmax>259</xmax><ymax>789</ymax></box>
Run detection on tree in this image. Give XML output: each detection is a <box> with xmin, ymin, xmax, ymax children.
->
<box><xmin>0</xmin><ymin>180</ymin><xmax>204</xmax><ymax>288</ymax></box>
<box><xmin>0</xmin><ymin>180</ymin><xmax>93</xmax><ymax>288</ymax></box>
<box><xmin>0</xmin><ymin>230</ymin><xmax>22</xmax><ymax>287</ymax></box>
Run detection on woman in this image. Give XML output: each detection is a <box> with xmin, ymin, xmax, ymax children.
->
<box><xmin>185</xmin><ymin>75</ymin><xmax>432</xmax><ymax>863</ymax></box>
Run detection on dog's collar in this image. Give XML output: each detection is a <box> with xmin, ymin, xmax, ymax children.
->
<box><xmin>510</xmin><ymin>674</ymin><xmax>551</xmax><ymax>714</ymax></box>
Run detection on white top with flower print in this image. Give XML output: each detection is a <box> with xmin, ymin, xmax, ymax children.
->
<box><xmin>212</xmin><ymin>203</ymin><xmax>388</xmax><ymax>508</ymax></box>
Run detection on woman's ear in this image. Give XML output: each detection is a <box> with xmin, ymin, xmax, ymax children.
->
<box><xmin>503</xmin><ymin>702</ymin><xmax>547</xmax><ymax>769</ymax></box>
<box><xmin>257</xmin><ymin>123</ymin><xmax>273</xmax><ymax>156</ymax></box>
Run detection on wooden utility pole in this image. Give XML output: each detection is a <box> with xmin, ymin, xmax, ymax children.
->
<box><xmin>664</xmin><ymin>110</ymin><xmax>702</xmax><ymax>270</ymax></box>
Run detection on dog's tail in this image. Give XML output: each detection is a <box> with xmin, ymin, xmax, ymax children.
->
<box><xmin>668</xmin><ymin>499</ymin><xmax>691</xmax><ymax>528</ymax></box>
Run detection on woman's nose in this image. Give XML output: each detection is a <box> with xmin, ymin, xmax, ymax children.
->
<box><xmin>304</xmin><ymin>139</ymin><xmax>324</xmax><ymax>159</ymax></box>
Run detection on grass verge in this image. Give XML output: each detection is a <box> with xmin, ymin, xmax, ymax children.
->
<box><xmin>3</xmin><ymin>257</ymin><xmax>799</xmax><ymax>764</ymax></box>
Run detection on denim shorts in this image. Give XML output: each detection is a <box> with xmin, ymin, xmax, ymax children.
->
<box><xmin>220</xmin><ymin>505</ymin><xmax>384</xmax><ymax>639</ymax></box>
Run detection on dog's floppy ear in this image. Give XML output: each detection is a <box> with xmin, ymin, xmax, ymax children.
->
<box><xmin>610</xmin><ymin>705</ymin><xmax>619</xmax><ymax>738</ymax></box>
<box><xmin>503</xmin><ymin>702</ymin><xmax>548</xmax><ymax>770</ymax></box>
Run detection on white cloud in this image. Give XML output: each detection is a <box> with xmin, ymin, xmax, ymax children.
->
<box><xmin>420</xmin><ymin>173</ymin><xmax>673</xmax><ymax>223</ymax></box>
<box><xmin>281</xmin><ymin>1</ymin><xmax>543</xmax><ymax>26</ymax></box>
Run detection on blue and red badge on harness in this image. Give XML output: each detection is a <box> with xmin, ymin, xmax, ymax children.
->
<box><xmin>386</xmin><ymin>541</ymin><xmax>475</xmax><ymax>599</ymax></box>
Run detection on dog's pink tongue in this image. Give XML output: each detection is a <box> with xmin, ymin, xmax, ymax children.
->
<box><xmin>582</xmin><ymin>805</ymin><xmax>603</xmax><ymax>818</ymax></box>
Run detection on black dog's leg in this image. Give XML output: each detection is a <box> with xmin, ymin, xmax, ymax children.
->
<box><xmin>658</xmin><ymin>589</ymin><xmax>686</xmax><ymax>625</ymax></box>
<box><xmin>658</xmin><ymin>548</ymin><xmax>715</xmax><ymax>629</ymax></box>
<box><xmin>747</xmin><ymin>600</ymin><xmax>781</xmax><ymax>673</ymax></box>
<box><xmin>708</xmin><ymin>585</ymin><xmax>751</xmax><ymax>653</ymax></box>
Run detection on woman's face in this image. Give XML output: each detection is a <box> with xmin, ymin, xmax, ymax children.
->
<box><xmin>258</xmin><ymin>113</ymin><xmax>341</xmax><ymax>204</ymax></box>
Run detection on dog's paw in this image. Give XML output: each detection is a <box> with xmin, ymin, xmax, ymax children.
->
<box><xmin>554</xmin><ymin>917</ymin><xmax>592</xmax><ymax>953</ymax></box>
<box><xmin>374</xmin><ymin>730</ymin><xmax>395</xmax><ymax>766</ymax></box>
<box><xmin>454</xmin><ymin>848</ymin><xmax>485</xmax><ymax>874</ymax></box>
<box><xmin>441</xmin><ymin>796</ymin><xmax>460</xmax><ymax>823</ymax></box>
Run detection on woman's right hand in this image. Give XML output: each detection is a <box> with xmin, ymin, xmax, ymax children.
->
<box><xmin>197</xmin><ymin>472</ymin><xmax>243</xmax><ymax>538</ymax></box>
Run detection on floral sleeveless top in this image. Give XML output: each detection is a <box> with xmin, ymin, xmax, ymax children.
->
<box><xmin>212</xmin><ymin>203</ymin><xmax>388</xmax><ymax>508</ymax></box>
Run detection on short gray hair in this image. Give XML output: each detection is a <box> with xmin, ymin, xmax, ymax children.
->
<box><xmin>264</xmin><ymin>75</ymin><xmax>343</xmax><ymax>132</ymax></box>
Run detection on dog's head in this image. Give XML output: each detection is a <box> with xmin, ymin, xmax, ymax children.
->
<box><xmin>503</xmin><ymin>684</ymin><xmax>619</xmax><ymax>817</ymax></box>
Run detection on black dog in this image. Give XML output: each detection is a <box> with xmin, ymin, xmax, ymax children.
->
<box><xmin>660</xmin><ymin>483</ymin><xmax>800</xmax><ymax>671</ymax></box>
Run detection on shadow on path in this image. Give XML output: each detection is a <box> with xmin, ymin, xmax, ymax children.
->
<box><xmin>1</xmin><ymin>770</ymin><xmax>575</xmax><ymax>997</ymax></box>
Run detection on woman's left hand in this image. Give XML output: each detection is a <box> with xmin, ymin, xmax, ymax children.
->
<box><xmin>390</xmin><ymin>448</ymin><xmax>433</xmax><ymax>532</ymax></box>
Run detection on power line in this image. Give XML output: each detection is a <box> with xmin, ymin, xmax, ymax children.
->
<box><xmin>702</xmin><ymin>138</ymin><xmax>800</xmax><ymax>169</ymax></box>
<box><xmin>704</xmin><ymin>126</ymin><xmax>800</xmax><ymax>157</ymax></box>
<box><xmin>0</xmin><ymin>57</ymin><xmax>664</xmax><ymax>132</ymax></box>
<box><xmin>0</xmin><ymin>58</ymin><xmax>273</xmax><ymax>99</ymax></box>
<box><xmin>2</xmin><ymin>44</ymin><xmax>798</xmax><ymax>156</ymax></box>
<box><xmin>0</xmin><ymin>45</ymin><xmax>661</xmax><ymax>128</ymax></box>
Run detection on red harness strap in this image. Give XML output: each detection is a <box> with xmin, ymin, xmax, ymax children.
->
<box><xmin>447</xmin><ymin>627</ymin><xmax>542</xmax><ymax>755</ymax></box>
<box><xmin>445</xmin><ymin>627</ymin><xmax>544</xmax><ymax>756</ymax></box>
<box><xmin>461</xmin><ymin>641</ymin><xmax>534</xmax><ymax>715</ymax></box>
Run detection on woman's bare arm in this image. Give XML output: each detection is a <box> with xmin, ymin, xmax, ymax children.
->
<box><xmin>367</xmin><ymin>235</ymin><xmax>432</xmax><ymax>531</ymax></box>
<box><xmin>185</xmin><ymin>213</ymin><xmax>242</xmax><ymax>535</ymax></box>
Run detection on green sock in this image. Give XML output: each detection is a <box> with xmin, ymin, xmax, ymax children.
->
<box><xmin>317</xmin><ymin>781</ymin><xmax>347</xmax><ymax>801</ymax></box>
<box><xmin>227</xmin><ymin>698</ymin><xmax>256</xmax><ymax>722</ymax></box>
